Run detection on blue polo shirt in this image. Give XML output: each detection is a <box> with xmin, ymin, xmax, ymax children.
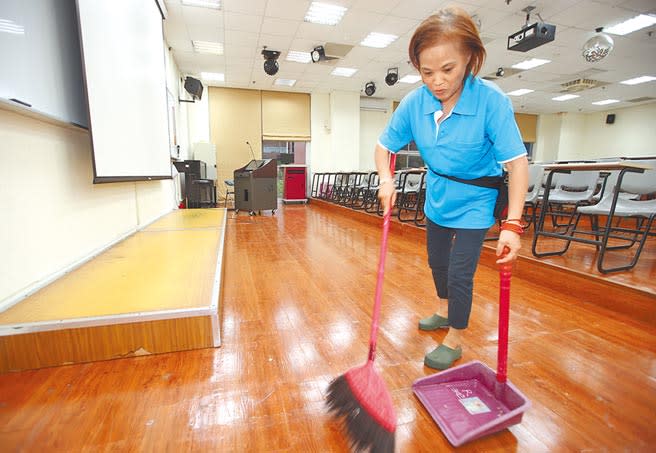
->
<box><xmin>378</xmin><ymin>75</ymin><xmax>526</xmax><ymax>228</ymax></box>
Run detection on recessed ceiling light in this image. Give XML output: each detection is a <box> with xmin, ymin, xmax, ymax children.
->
<box><xmin>592</xmin><ymin>99</ymin><xmax>620</xmax><ymax>105</ymax></box>
<box><xmin>0</xmin><ymin>19</ymin><xmax>24</xmax><ymax>35</ymax></box>
<box><xmin>275</xmin><ymin>79</ymin><xmax>297</xmax><ymax>87</ymax></box>
<box><xmin>182</xmin><ymin>0</ymin><xmax>221</xmax><ymax>9</ymax></box>
<box><xmin>360</xmin><ymin>32</ymin><xmax>398</xmax><ymax>48</ymax></box>
<box><xmin>304</xmin><ymin>2</ymin><xmax>347</xmax><ymax>26</ymax></box>
<box><xmin>511</xmin><ymin>58</ymin><xmax>550</xmax><ymax>70</ymax></box>
<box><xmin>507</xmin><ymin>89</ymin><xmax>534</xmax><ymax>96</ymax></box>
<box><xmin>201</xmin><ymin>72</ymin><xmax>224</xmax><ymax>82</ymax></box>
<box><xmin>192</xmin><ymin>40</ymin><xmax>223</xmax><ymax>55</ymax></box>
<box><xmin>285</xmin><ymin>51</ymin><xmax>312</xmax><ymax>63</ymax></box>
<box><xmin>620</xmin><ymin>75</ymin><xmax>656</xmax><ymax>85</ymax></box>
<box><xmin>605</xmin><ymin>14</ymin><xmax>656</xmax><ymax>36</ymax></box>
<box><xmin>400</xmin><ymin>74</ymin><xmax>421</xmax><ymax>84</ymax></box>
<box><xmin>331</xmin><ymin>67</ymin><xmax>357</xmax><ymax>77</ymax></box>
<box><xmin>552</xmin><ymin>94</ymin><xmax>580</xmax><ymax>101</ymax></box>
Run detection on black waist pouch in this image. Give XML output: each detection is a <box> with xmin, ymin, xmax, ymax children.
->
<box><xmin>430</xmin><ymin>169</ymin><xmax>508</xmax><ymax>220</ymax></box>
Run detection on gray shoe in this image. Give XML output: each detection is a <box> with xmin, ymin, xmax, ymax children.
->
<box><xmin>424</xmin><ymin>344</ymin><xmax>462</xmax><ymax>370</ymax></box>
<box><xmin>418</xmin><ymin>314</ymin><xmax>450</xmax><ymax>331</ymax></box>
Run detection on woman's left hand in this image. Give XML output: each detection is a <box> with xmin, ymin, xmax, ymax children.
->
<box><xmin>496</xmin><ymin>229</ymin><xmax>521</xmax><ymax>263</ymax></box>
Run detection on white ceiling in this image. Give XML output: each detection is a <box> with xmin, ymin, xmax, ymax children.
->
<box><xmin>163</xmin><ymin>0</ymin><xmax>656</xmax><ymax>114</ymax></box>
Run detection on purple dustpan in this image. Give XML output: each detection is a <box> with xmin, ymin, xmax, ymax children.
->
<box><xmin>412</xmin><ymin>253</ymin><xmax>530</xmax><ymax>447</ymax></box>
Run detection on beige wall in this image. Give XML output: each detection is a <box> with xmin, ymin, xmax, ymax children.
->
<box><xmin>534</xmin><ymin>103</ymin><xmax>656</xmax><ymax>162</ymax></box>
<box><xmin>359</xmin><ymin>109</ymin><xmax>388</xmax><ymax>171</ymax></box>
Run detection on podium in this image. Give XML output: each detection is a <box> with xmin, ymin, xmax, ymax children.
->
<box><xmin>281</xmin><ymin>165</ymin><xmax>308</xmax><ymax>204</ymax></box>
<box><xmin>234</xmin><ymin>159</ymin><xmax>277</xmax><ymax>215</ymax></box>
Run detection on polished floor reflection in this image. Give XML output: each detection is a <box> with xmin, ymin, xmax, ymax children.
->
<box><xmin>1</xmin><ymin>204</ymin><xmax>655</xmax><ymax>451</ymax></box>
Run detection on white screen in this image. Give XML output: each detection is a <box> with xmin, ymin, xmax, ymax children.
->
<box><xmin>76</xmin><ymin>0</ymin><xmax>171</xmax><ymax>182</ymax></box>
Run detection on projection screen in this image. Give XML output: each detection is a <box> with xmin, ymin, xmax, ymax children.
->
<box><xmin>76</xmin><ymin>0</ymin><xmax>171</xmax><ymax>182</ymax></box>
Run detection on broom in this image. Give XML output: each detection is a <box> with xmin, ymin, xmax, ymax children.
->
<box><xmin>326</xmin><ymin>154</ymin><xmax>397</xmax><ymax>452</ymax></box>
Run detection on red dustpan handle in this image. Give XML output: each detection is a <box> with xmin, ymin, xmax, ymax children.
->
<box><xmin>497</xmin><ymin>247</ymin><xmax>512</xmax><ymax>383</ymax></box>
<box><xmin>368</xmin><ymin>153</ymin><xmax>396</xmax><ymax>363</ymax></box>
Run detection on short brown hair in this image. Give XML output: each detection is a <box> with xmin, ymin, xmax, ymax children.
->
<box><xmin>408</xmin><ymin>7</ymin><xmax>486</xmax><ymax>77</ymax></box>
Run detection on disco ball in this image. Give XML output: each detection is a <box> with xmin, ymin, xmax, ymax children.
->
<box><xmin>582</xmin><ymin>30</ymin><xmax>614</xmax><ymax>63</ymax></box>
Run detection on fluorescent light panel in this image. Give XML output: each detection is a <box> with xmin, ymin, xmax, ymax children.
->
<box><xmin>275</xmin><ymin>79</ymin><xmax>297</xmax><ymax>87</ymax></box>
<box><xmin>620</xmin><ymin>75</ymin><xmax>656</xmax><ymax>85</ymax></box>
<box><xmin>286</xmin><ymin>51</ymin><xmax>311</xmax><ymax>63</ymax></box>
<box><xmin>511</xmin><ymin>58</ymin><xmax>550</xmax><ymax>70</ymax></box>
<box><xmin>592</xmin><ymin>99</ymin><xmax>620</xmax><ymax>105</ymax></box>
<box><xmin>331</xmin><ymin>67</ymin><xmax>357</xmax><ymax>77</ymax></box>
<box><xmin>201</xmin><ymin>72</ymin><xmax>224</xmax><ymax>82</ymax></box>
<box><xmin>507</xmin><ymin>89</ymin><xmax>534</xmax><ymax>96</ymax></box>
<box><xmin>192</xmin><ymin>40</ymin><xmax>223</xmax><ymax>55</ymax></box>
<box><xmin>182</xmin><ymin>0</ymin><xmax>221</xmax><ymax>9</ymax></box>
<box><xmin>605</xmin><ymin>14</ymin><xmax>656</xmax><ymax>36</ymax></box>
<box><xmin>0</xmin><ymin>19</ymin><xmax>24</xmax><ymax>35</ymax></box>
<box><xmin>400</xmin><ymin>74</ymin><xmax>421</xmax><ymax>84</ymax></box>
<box><xmin>552</xmin><ymin>94</ymin><xmax>579</xmax><ymax>101</ymax></box>
<box><xmin>361</xmin><ymin>32</ymin><xmax>398</xmax><ymax>48</ymax></box>
<box><xmin>304</xmin><ymin>2</ymin><xmax>347</xmax><ymax>26</ymax></box>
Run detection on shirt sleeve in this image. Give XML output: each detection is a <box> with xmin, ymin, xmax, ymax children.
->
<box><xmin>378</xmin><ymin>96</ymin><xmax>413</xmax><ymax>153</ymax></box>
<box><xmin>486</xmin><ymin>93</ymin><xmax>527</xmax><ymax>163</ymax></box>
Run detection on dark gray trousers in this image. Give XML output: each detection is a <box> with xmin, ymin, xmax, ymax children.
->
<box><xmin>426</xmin><ymin>218</ymin><xmax>488</xmax><ymax>329</ymax></box>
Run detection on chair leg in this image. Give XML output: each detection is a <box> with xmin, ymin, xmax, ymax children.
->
<box><xmin>597</xmin><ymin>215</ymin><xmax>655</xmax><ymax>273</ymax></box>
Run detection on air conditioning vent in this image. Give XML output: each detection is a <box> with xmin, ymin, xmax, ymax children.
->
<box><xmin>627</xmin><ymin>96</ymin><xmax>656</xmax><ymax>103</ymax></box>
<box><xmin>560</xmin><ymin>78</ymin><xmax>607</xmax><ymax>92</ymax></box>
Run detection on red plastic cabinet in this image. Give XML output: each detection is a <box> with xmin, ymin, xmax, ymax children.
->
<box><xmin>281</xmin><ymin>165</ymin><xmax>308</xmax><ymax>204</ymax></box>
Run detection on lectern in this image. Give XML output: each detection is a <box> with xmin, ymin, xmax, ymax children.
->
<box><xmin>234</xmin><ymin>159</ymin><xmax>277</xmax><ymax>215</ymax></box>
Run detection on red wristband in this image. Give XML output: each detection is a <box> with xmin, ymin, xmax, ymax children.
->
<box><xmin>500</xmin><ymin>222</ymin><xmax>524</xmax><ymax>235</ymax></box>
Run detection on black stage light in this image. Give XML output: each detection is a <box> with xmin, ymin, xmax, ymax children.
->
<box><xmin>311</xmin><ymin>45</ymin><xmax>326</xmax><ymax>63</ymax></box>
<box><xmin>262</xmin><ymin>48</ymin><xmax>281</xmax><ymax>76</ymax></box>
<box><xmin>364</xmin><ymin>81</ymin><xmax>376</xmax><ymax>96</ymax></box>
<box><xmin>385</xmin><ymin>68</ymin><xmax>398</xmax><ymax>86</ymax></box>
<box><xmin>496</xmin><ymin>67</ymin><xmax>505</xmax><ymax>77</ymax></box>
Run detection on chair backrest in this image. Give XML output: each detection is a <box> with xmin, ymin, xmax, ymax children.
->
<box><xmin>527</xmin><ymin>164</ymin><xmax>544</xmax><ymax>192</ymax></box>
<box><xmin>526</xmin><ymin>164</ymin><xmax>544</xmax><ymax>202</ymax></box>
<box><xmin>618</xmin><ymin>161</ymin><xmax>656</xmax><ymax>195</ymax></box>
<box><xmin>556</xmin><ymin>171</ymin><xmax>599</xmax><ymax>190</ymax></box>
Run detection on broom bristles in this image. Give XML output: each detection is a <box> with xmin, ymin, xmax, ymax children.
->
<box><xmin>326</xmin><ymin>365</ymin><xmax>396</xmax><ymax>452</ymax></box>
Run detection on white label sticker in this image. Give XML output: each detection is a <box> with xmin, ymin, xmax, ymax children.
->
<box><xmin>459</xmin><ymin>397</ymin><xmax>491</xmax><ymax>415</ymax></box>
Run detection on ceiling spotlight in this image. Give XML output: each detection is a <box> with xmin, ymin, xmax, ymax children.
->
<box><xmin>496</xmin><ymin>67</ymin><xmax>505</xmax><ymax>77</ymax></box>
<box><xmin>364</xmin><ymin>81</ymin><xmax>376</xmax><ymax>97</ymax></box>
<box><xmin>582</xmin><ymin>27</ymin><xmax>614</xmax><ymax>63</ymax></box>
<box><xmin>385</xmin><ymin>68</ymin><xmax>398</xmax><ymax>86</ymax></box>
<box><xmin>311</xmin><ymin>45</ymin><xmax>326</xmax><ymax>63</ymax></box>
<box><xmin>262</xmin><ymin>48</ymin><xmax>281</xmax><ymax>75</ymax></box>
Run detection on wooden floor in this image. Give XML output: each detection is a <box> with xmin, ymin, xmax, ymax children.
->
<box><xmin>0</xmin><ymin>203</ymin><xmax>655</xmax><ymax>451</ymax></box>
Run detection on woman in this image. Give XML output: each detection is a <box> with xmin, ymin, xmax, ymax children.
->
<box><xmin>375</xmin><ymin>7</ymin><xmax>529</xmax><ymax>370</ymax></box>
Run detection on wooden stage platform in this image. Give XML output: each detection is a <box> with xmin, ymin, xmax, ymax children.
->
<box><xmin>0</xmin><ymin>209</ymin><xmax>226</xmax><ymax>373</ymax></box>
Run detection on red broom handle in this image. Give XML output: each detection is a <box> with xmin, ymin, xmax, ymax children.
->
<box><xmin>368</xmin><ymin>153</ymin><xmax>397</xmax><ymax>363</ymax></box>
<box><xmin>497</xmin><ymin>246</ymin><xmax>512</xmax><ymax>383</ymax></box>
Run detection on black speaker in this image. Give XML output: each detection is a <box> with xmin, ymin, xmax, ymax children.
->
<box><xmin>184</xmin><ymin>77</ymin><xmax>203</xmax><ymax>101</ymax></box>
<box><xmin>606</xmin><ymin>114</ymin><xmax>615</xmax><ymax>124</ymax></box>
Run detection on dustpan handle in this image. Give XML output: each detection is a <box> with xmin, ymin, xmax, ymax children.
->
<box><xmin>497</xmin><ymin>247</ymin><xmax>512</xmax><ymax>383</ymax></box>
<box><xmin>368</xmin><ymin>153</ymin><xmax>396</xmax><ymax>363</ymax></box>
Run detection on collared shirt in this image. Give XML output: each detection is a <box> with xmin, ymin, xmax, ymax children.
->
<box><xmin>378</xmin><ymin>75</ymin><xmax>526</xmax><ymax>228</ymax></box>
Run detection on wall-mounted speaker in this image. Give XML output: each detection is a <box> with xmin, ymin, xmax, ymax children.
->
<box><xmin>606</xmin><ymin>113</ymin><xmax>616</xmax><ymax>124</ymax></box>
<box><xmin>184</xmin><ymin>76</ymin><xmax>203</xmax><ymax>101</ymax></box>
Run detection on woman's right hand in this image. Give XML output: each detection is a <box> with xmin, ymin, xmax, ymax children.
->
<box><xmin>377</xmin><ymin>180</ymin><xmax>397</xmax><ymax>214</ymax></box>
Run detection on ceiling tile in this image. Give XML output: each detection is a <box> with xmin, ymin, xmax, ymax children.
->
<box><xmin>260</xmin><ymin>17</ymin><xmax>302</xmax><ymax>37</ymax></box>
<box><xmin>224</xmin><ymin>11</ymin><xmax>263</xmax><ymax>32</ymax></box>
